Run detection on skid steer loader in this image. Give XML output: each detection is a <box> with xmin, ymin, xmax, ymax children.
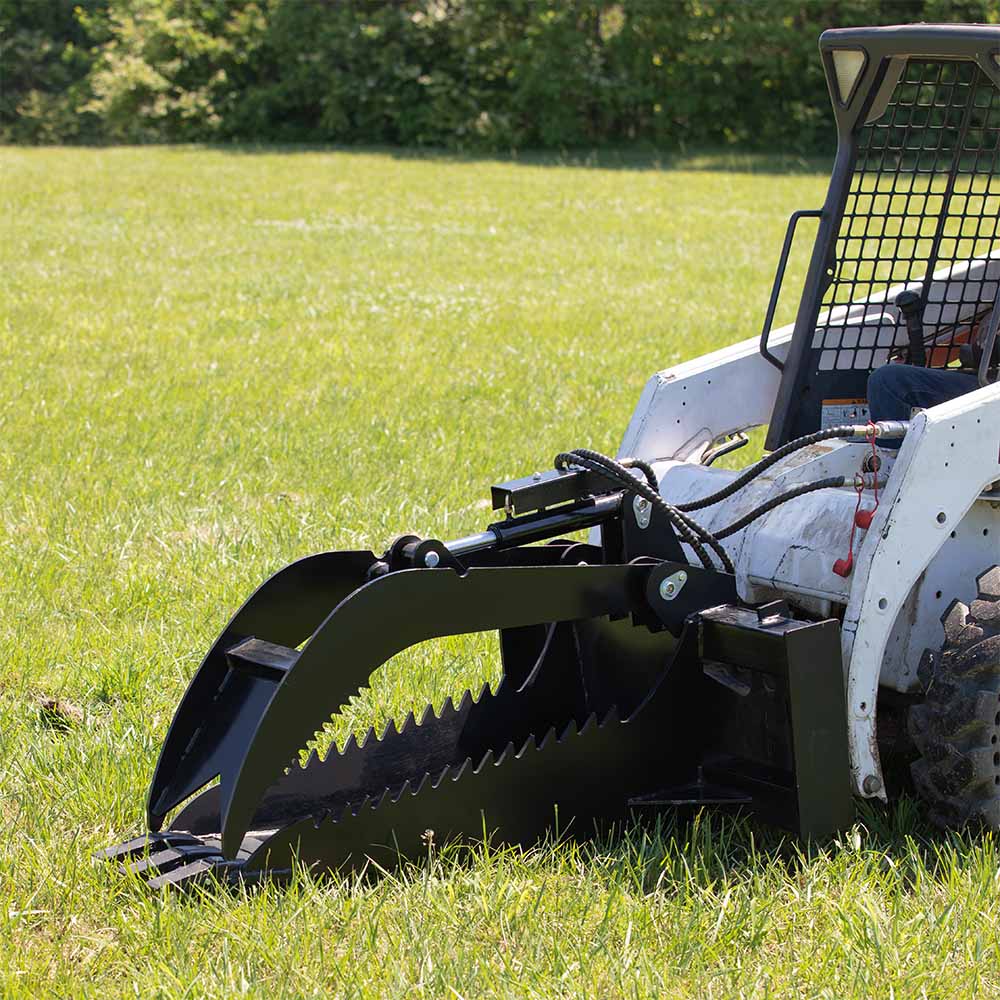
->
<box><xmin>101</xmin><ymin>23</ymin><xmax>1000</xmax><ymax>889</ymax></box>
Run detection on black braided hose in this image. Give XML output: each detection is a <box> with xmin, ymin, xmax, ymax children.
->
<box><xmin>676</xmin><ymin>424</ymin><xmax>865</xmax><ymax>512</ymax></box>
<box><xmin>555</xmin><ymin>429</ymin><xmax>885</xmax><ymax>571</ymax></box>
<box><xmin>554</xmin><ymin>449</ymin><xmax>733</xmax><ymax>573</ymax></box>
<box><xmin>712</xmin><ymin>476</ymin><xmax>847</xmax><ymax>539</ymax></box>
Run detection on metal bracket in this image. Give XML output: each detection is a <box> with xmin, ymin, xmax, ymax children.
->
<box><xmin>658</xmin><ymin>570</ymin><xmax>687</xmax><ymax>601</ymax></box>
<box><xmin>491</xmin><ymin>467</ymin><xmax>612</xmax><ymax>516</ymax></box>
<box><xmin>632</xmin><ymin>494</ymin><xmax>652</xmax><ymax>529</ymax></box>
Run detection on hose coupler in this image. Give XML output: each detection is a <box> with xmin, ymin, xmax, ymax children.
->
<box><xmin>845</xmin><ymin>420</ymin><xmax>909</xmax><ymax>440</ymax></box>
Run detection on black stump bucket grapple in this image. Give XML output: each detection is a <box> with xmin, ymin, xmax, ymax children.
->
<box><xmin>99</xmin><ymin>465</ymin><xmax>852</xmax><ymax>889</ymax></box>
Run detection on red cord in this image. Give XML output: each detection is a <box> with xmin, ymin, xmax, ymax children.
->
<box><xmin>834</xmin><ymin>480</ymin><xmax>865</xmax><ymax>578</ymax></box>
<box><xmin>834</xmin><ymin>424</ymin><xmax>881</xmax><ymax>577</ymax></box>
<box><xmin>870</xmin><ymin>424</ymin><xmax>879</xmax><ymax>508</ymax></box>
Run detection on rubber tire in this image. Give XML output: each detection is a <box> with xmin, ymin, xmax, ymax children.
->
<box><xmin>908</xmin><ymin>566</ymin><xmax>1000</xmax><ymax>829</ymax></box>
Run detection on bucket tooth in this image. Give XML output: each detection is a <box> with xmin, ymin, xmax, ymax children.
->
<box><xmin>473</xmin><ymin>748</ymin><xmax>496</xmax><ymax>774</ymax></box>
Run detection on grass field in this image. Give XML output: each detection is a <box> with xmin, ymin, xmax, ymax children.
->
<box><xmin>4</xmin><ymin>146</ymin><xmax>1000</xmax><ymax>998</ymax></box>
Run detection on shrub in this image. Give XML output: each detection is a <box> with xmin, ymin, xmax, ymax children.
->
<box><xmin>3</xmin><ymin>0</ymin><xmax>999</xmax><ymax>149</ymax></box>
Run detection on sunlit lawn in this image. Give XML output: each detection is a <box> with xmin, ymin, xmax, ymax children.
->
<box><xmin>2</xmin><ymin>145</ymin><xmax>999</xmax><ymax>998</ymax></box>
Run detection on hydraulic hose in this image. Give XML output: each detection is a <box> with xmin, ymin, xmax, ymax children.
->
<box><xmin>678</xmin><ymin>422</ymin><xmax>904</xmax><ymax>512</ymax></box>
<box><xmin>554</xmin><ymin>449</ymin><xmax>734</xmax><ymax>573</ymax></box>
<box><xmin>713</xmin><ymin>476</ymin><xmax>846</xmax><ymax>539</ymax></box>
<box><xmin>556</xmin><ymin>424</ymin><xmax>904</xmax><ymax>575</ymax></box>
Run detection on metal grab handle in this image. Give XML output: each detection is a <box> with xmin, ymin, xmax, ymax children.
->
<box><xmin>894</xmin><ymin>289</ymin><xmax>926</xmax><ymax>367</ymax></box>
<box><xmin>978</xmin><ymin>284</ymin><xmax>1000</xmax><ymax>387</ymax></box>
<box><xmin>759</xmin><ymin>209</ymin><xmax>824</xmax><ymax>371</ymax></box>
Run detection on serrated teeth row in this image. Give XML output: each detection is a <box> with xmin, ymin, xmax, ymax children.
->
<box><xmin>292</xmin><ymin>679</ymin><xmax>505</xmax><ymax>769</ymax></box>
<box><xmin>307</xmin><ymin>707</ymin><xmax>617</xmax><ymax>830</ymax></box>
<box><xmin>287</xmin><ymin>680</ymin><xmax>375</xmax><ymax>770</ymax></box>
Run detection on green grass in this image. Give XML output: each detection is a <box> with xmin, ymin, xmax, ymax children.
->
<box><xmin>3</xmin><ymin>145</ymin><xmax>1000</xmax><ymax>998</ymax></box>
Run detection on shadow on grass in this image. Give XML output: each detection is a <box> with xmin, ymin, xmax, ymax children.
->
<box><xmin>155</xmin><ymin>141</ymin><xmax>835</xmax><ymax>176</ymax></box>
<box><xmin>161</xmin><ymin>796</ymin><xmax>991</xmax><ymax>902</ymax></box>
<box><xmin>574</xmin><ymin>795</ymin><xmax>993</xmax><ymax>898</ymax></box>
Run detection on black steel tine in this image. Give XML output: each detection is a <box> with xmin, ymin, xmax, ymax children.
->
<box><xmin>122</xmin><ymin>844</ymin><xmax>222</xmax><ymax>877</ymax></box>
<box><xmin>146</xmin><ymin>858</ymin><xmax>229</xmax><ymax>891</ymax></box>
<box><xmin>94</xmin><ymin>832</ymin><xmax>201</xmax><ymax>862</ymax></box>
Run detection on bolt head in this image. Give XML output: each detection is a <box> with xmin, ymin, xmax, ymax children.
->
<box><xmin>659</xmin><ymin>579</ymin><xmax>674</xmax><ymax>599</ymax></box>
<box><xmin>862</xmin><ymin>774</ymin><xmax>882</xmax><ymax>795</ymax></box>
<box><xmin>424</xmin><ymin>551</ymin><xmax>441</xmax><ymax>568</ymax></box>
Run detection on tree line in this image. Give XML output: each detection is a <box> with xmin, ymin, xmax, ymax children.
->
<box><xmin>3</xmin><ymin>1</ymin><xmax>997</xmax><ymax>150</ymax></box>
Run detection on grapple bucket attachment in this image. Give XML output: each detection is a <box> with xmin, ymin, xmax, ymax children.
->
<box><xmin>98</xmin><ymin>482</ymin><xmax>854</xmax><ymax>888</ymax></box>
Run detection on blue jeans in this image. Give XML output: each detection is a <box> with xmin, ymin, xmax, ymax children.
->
<box><xmin>867</xmin><ymin>364</ymin><xmax>979</xmax><ymax>446</ymax></box>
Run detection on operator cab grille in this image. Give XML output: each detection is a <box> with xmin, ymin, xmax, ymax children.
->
<box><xmin>817</xmin><ymin>60</ymin><xmax>1000</xmax><ymax>375</ymax></box>
<box><xmin>768</xmin><ymin>28</ymin><xmax>1000</xmax><ymax>447</ymax></box>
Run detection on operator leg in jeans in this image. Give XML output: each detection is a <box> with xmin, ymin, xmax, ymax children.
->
<box><xmin>868</xmin><ymin>364</ymin><xmax>980</xmax><ymax>447</ymax></box>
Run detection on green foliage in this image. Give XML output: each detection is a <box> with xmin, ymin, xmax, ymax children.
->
<box><xmin>3</xmin><ymin>1</ymin><xmax>1000</xmax><ymax>147</ymax></box>
<box><xmin>79</xmin><ymin>0</ymin><xmax>270</xmax><ymax>141</ymax></box>
<box><xmin>0</xmin><ymin>0</ymin><xmax>108</xmax><ymax>141</ymax></box>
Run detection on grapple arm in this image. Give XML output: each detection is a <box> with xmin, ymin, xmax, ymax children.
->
<box><xmin>99</xmin><ymin>472</ymin><xmax>853</xmax><ymax>889</ymax></box>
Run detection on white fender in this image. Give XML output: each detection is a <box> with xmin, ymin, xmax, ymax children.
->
<box><xmin>843</xmin><ymin>384</ymin><xmax>1000</xmax><ymax>797</ymax></box>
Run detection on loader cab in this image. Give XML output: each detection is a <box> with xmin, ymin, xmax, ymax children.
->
<box><xmin>766</xmin><ymin>24</ymin><xmax>1000</xmax><ymax>448</ymax></box>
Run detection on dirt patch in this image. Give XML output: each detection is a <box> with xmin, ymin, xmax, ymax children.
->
<box><xmin>37</xmin><ymin>698</ymin><xmax>84</xmax><ymax>731</ymax></box>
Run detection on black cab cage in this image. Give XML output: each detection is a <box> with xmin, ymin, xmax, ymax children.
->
<box><xmin>766</xmin><ymin>24</ymin><xmax>1000</xmax><ymax>448</ymax></box>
